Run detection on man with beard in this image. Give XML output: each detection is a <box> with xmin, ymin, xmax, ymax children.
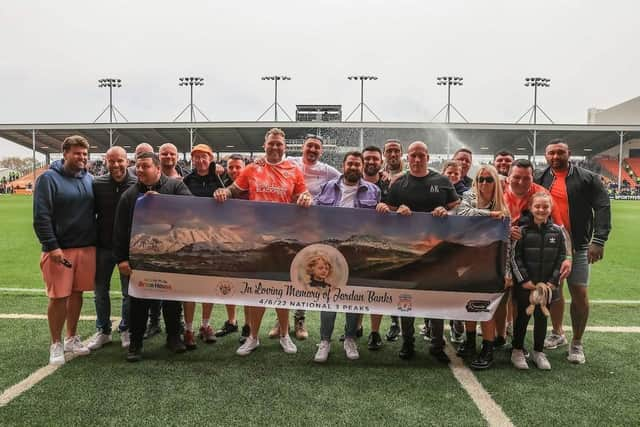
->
<box><xmin>181</xmin><ymin>144</ymin><xmax>231</xmax><ymax>349</ymax></box>
<box><xmin>453</xmin><ymin>148</ymin><xmax>473</xmax><ymax>189</ymax></box>
<box><xmin>88</xmin><ymin>146</ymin><xmax>137</xmax><ymax>351</ymax></box>
<box><xmin>536</xmin><ymin>139</ymin><xmax>611</xmax><ymax>364</ymax></box>
<box><xmin>270</xmin><ymin>134</ymin><xmax>340</xmax><ymax>340</ymax></box>
<box><xmin>376</xmin><ymin>141</ymin><xmax>459</xmax><ymax>363</ymax></box>
<box><xmin>159</xmin><ymin>143</ymin><xmax>189</xmax><ymax>179</ymax></box>
<box><xmin>214</xmin><ymin>128</ymin><xmax>312</xmax><ymax>356</ymax></box>
<box><xmin>34</xmin><ymin>135</ymin><xmax>96</xmax><ymax>365</ymax></box>
<box><xmin>312</xmin><ymin>151</ymin><xmax>380</xmax><ymax>362</ymax></box>
<box><xmin>113</xmin><ymin>152</ymin><xmax>193</xmax><ymax>362</ymax></box>
<box><xmin>494</xmin><ymin>151</ymin><xmax>515</xmax><ymax>178</ymax></box>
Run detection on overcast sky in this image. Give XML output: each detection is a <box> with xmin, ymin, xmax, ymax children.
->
<box><xmin>1</xmin><ymin>0</ymin><xmax>639</xmax><ymax>158</ymax></box>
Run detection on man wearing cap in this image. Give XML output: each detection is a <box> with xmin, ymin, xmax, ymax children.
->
<box><xmin>181</xmin><ymin>144</ymin><xmax>231</xmax><ymax>349</ymax></box>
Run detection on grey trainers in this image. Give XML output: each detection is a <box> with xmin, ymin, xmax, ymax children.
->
<box><xmin>567</xmin><ymin>343</ymin><xmax>586</xmax><ymax>364</ymax></box>
<box><xmin>532</xmin><ymin>351</ymin><xmax>551</xmax><ymax>370</ymax></box>
<box><xmin>544</xmin><ymin>333</ymin><xmax>568</xmax><ymax>350</ymax></box>
<box><xmin>511</xmin><ymin>349</ymin><xmax>529</xmax><ymax>370</ymax></box>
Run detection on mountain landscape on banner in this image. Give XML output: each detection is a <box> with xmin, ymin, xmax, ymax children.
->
<box><xmin>129</xmin><ymin>195</ymin><xmax>509</xmax><ymax>293</ymax></box>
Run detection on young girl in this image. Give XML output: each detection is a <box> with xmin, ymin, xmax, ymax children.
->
<box><xmin>454</xmin><ymin>165</ymin><xmax>510</xmax><ymax>370</ymax></box>
<box><xmin>306</xmin><ymin>254</ymin><xmax>333</xmax><ymax>288</ymax></box>
<box><xmin>511</xmin><ymin>192</ymin><xmax>566</xmax><ymax>370</ymax></box>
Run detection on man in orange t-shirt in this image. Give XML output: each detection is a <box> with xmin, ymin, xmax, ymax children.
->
<box><xmin>214</xmin><ymin>128</ymin><xmax>312</xmax><ymax>357</ymax></box>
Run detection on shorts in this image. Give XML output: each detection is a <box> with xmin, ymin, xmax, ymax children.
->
<box><xmin>40</xmin><ymin>246</ymin><xmax>96</xmax><ymax>298</ymax></box>
<box><xmin>551</xmin><ymin>249</ymin><xmax>590</xmax><ymax>302</ymax></box>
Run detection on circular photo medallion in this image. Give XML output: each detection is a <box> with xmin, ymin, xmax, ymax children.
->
<box><xmin>290</xmin><ymin>244</ymin><xmax>348</xmax><ymax>290</ymax></box>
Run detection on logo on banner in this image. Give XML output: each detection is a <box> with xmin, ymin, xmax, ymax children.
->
<box><xmin>137</xmin><ymin>278</ymin><xmax>172</xmax><ymax>292</ymax></box>
<box><xmin>466</xmin><ymin>300</ymin><xmax>491</xmax><ymax>312</ymax></box>
<box><xmin>397</xmin><ymin>294</ymin><xmax>413</xmax><ymax>312</ymax></box>
<box><xmin>218</xmin><ymin>281</ymin><xmax>234</xmax><ymax>296</ymax></box>
<box><xmin>290</xmin><ymin>244</ymin><xmax>349</xmax><ymax>290</ymax></box>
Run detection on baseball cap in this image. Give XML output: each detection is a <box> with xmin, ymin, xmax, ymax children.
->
<box><xmin>191</xmin><ymin>144</ymin><xmax>214</xmax><ymax>157</ymax></box>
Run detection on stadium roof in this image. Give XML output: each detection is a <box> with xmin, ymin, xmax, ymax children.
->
<box><xmin>1</xmin><ymin>121</ymin><xmax>640</xmax><ymax>157</ymax></box>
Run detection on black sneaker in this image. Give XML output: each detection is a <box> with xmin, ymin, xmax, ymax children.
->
<box><xmin>399</xmin><ymin>339</ymin><xmax>415</xmax><ymax>360</ymax></box>
<box><xmin>429</xmin><ymin>347</ymin><xmax>450</xmax><ymax>364</ymax></box>
<box><xmin>470</xmin><ymin>341</ymin><xmax>494</xmax><ymax>370</ymax></box>
<box><xmin>144</xmin><ymin>323</ymin><xmax>162</xmax><ymax>340</ymax></box>
<box><xmin>493</xmin><ymin>335</ymin><xmax>506</xmax><ymax>349</ymax></box>
<box><xmin>126</xmin><ymin>343</ymin><xmax>143</xmax><ymax>363</ymax></box>
<box><xmin>239</xmin><ymin>324</ymin><xmax>250</xmax><ymax>344</ymax></box>
<box><xmin>215</xmin><ymin>320</ymin><xmax>239</xmax><ymax>337</ymax></box>
<box><xmin>166</xmin><ymin>335</ymin><xmax>187</xmax><ymax>353</ymax></box>
<box><xmin>456</xmin><ymin>340</ymin><xmax>477</xmax><ymax>358</ymax></box>
<box><xmin>386</xmin><ymin>322</ymin><xmax>401</xmax><ymax>342</ymax></box>
<box><xmin>367</xmin><ymin>331</ymin><xmax>383</xmax><ymax>351</ymax></box>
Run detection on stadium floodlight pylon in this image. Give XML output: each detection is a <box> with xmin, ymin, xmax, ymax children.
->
<box><xmin>344</xmin><ymin>75</ymin><xmax>382</xmax><ymax>122</ymax></box>
<box><xmin>431</xmin><ymin>76</ymin><xmax>468</xmax><ymax>123</ymax></box>
<box><xmin>94</xmin><ymin>78</ymin><xmax>128</xmax><ymax>124</ymax></box>
<box><xmin>174</xmin><ymin>77</ymin><xmax>210</xmax><ymax>122</ymax></box>
<box><xmin>516</xmin><ymin>77</ymin><xmax>554</xmax><ymax>125</ymax></box>
<box><xmin>256</xmin><ymin>75</ymin><xmax>293</xmax><ymax>122</ymax></box>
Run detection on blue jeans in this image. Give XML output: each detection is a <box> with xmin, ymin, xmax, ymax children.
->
<box><xmin>320</xmin><ymin>311</ymin><xmax>359</xmax><ymax>341</ymax></box>
<box><xmin>94</xmin><ymin>247</ymin><xmax>130</xmax><ymax>333</ymax></box>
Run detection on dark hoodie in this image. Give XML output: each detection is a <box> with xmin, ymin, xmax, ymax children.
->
<box><xmin>33</xmin><ymin>160</ymin><xmax>96</xmax><ymax>252</ymax></box>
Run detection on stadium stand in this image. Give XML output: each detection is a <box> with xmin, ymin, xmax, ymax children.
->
<box><xmin>624</xmin><ymin>158</ymin><xmax>640</xmax><ymax>184</ymax></box>
<box><xmin>595</xmin><ymin>158</ymin><xmax>636</xmax><ymax>188</ymax></box>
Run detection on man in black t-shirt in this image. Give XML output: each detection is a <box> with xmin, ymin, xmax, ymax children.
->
<box><xmin>377</xmin><ymin>141</ymin><xmax>459</xmax><ymax>363</ymax></box>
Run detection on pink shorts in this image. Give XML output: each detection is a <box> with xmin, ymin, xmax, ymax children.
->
<box><xmin>40</xmin><ymin>247</ymin><xmax>96</xmax><ymax>299</ymax></box>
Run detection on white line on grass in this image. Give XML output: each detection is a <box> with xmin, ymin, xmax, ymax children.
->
<box><xmin>444</xmin><ymin>344</ymin><xmax>514</xmax><ymax>427</ymax></box>
<box><xmin>0</xmin><ymin>287</ymin><xmax>122</xmax><ymax>296</ymax></box>
<box><xmin>0</xmin><ymin>337</ymin><xmax>92</xmax><ymax>408</ymax></box>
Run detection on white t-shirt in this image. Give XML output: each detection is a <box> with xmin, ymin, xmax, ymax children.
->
<box><xmin>338</xmin><ymin>180</ymin><xmax>358</xmax><ymax>208</ymax></box>
<box><xmin>289</xmin><ymin>157</ymin><xmax>340</xmax><ymax>197</ymax></box>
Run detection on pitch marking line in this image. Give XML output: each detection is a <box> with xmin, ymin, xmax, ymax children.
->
<box><xmin>0</xmin><ymin>337</ymin><xmax>92</xmax><ymax>408</ymax></box>
<box><xmin>444</xmin><ymin>344</ymin><xmax>514</xmax><ymax>427</ymax></box>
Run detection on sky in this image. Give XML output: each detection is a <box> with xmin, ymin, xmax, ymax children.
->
<box><xmin>1</xmin><ymin>0</ymin><xmax>639</xmax><ymax>158</ymax></box>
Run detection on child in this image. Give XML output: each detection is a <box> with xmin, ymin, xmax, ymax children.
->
<box><xmin>306</xmin><ymin>254</ymin><xmax>332</xmax><ymax>288</ymax></box>
<box><xmin>442</xmin><ymin>160</ymin><xmax>469</xmax><ymax>197</ymax></box>
<box><xmin>511</xmin><ymin>192</ymin><xmax>566</xmax><ymax>370</ymax></box>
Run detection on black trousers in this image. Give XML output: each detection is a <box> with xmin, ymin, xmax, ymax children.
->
<box><xmin>130</xmin><ymin>297</ymin><xmax>182</xmax><ymax>346</ymax></box>
<box><xmin>512</xmin><ymin>289</ymin><xmax>547</xmax><ymax>352</ymax></box>
<box><xmin>401</xmin><ymin>317</ymin><xmax>445</xmax><ymax>349</ymax></box>
<box><xmin>148</xmin><ymin>300</ymin><xmax>162</xmax><ymax>325</ymax></box>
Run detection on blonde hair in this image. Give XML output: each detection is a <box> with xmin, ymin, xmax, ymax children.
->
<box><xmin>265</xmin><ymin>128</ymin><xmax>285</xmax><ymax>140</ymax></box>
<box><xmin>304</xmin><ymin>253</ymin><xmax>332</xmax><ymax>282</ymax></box>
<box><xmin>473</xmin><ymin>165</ymin><xmax>509</xmax><ymax>215</ymax></box>
<box><xmin>529</xmin><ymin>191</ymin><xmax>553</xmax><ymax>208</ymax></box>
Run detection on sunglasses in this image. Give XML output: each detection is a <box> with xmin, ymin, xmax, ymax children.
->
<box><xmin>477</xmin><ymin>176</ymin><xmax>495</xmax><ymax>184</ymax></box>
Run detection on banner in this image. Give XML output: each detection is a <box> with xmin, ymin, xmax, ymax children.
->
<box><xmin>129</xmin><ymin>194</ymin><xmax>510</xmax><ymax>321</ymax></box>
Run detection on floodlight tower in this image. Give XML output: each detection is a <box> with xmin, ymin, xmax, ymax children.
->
<box><xmin>176</xmin><ymin>76</ymin><xmax>208</xmax><ymax>122</ymax></box>
<box><xmin>345</xmin><ymin>75</ymin><xmax>381</xmax><ymax>122</ymax></box>
<box><xmin>257</xmin><ymin>75</ymin><xmax>292</xmax><ymax>121</ymax></box>
<box><xmin>95</xmin><ymin>78</ymin><xmax>127</xmax><ymax>146</ymax></box>
<box><xmin>517</xmin><ymin>77</ymin><xmax>553</xmax><ymax>167</ymax></box>
<box><xmin>433</xmin><ymin>76</ymin><xmax>466</xmax><ymax>123</ymax></box>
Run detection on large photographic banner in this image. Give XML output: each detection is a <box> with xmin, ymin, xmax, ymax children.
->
<box><xmin>129</xmin><ymin>194</ymin><xmax>510</xmax><ymax>321</ymax></box>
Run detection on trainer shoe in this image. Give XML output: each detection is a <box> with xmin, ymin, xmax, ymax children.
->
<box><xmin>456</xmin><ymin>339</ymin><xmax>477</xmax><ymax>358</ymax></box>
<box><xmin>449</xmin><ymin>320</ymin><xmax>465</xmax><ymax>344</ymax></box>
<box><xmin>279</xmin><ymin>334</ymin><xmax>297</xmax><ymax>354</ymax></box>
<box><xmin>511</xmin><ymin>349</ymin><xmax>529</xmax><ymax>370</ymax></box>
<box><xmin>144</xmin><ymin>323</ymin><xmax>161</xmax><ymax>340</ymax></box>
<box><xmin>126</xmin><ymin>343</ymin><xmax>143</xmax><ymax>363</ymax></box>
<box><xmin>64</xmin><ymin>336</ymin><xmax>90</xmax><ymax>356</ymax></box>
<box><xmin>215</xmin><ymin>320</ymin><xmax>238</xmax><ymax>337</ymax></box>
<box><xmin>429</xmin><ymin>347</ymin><xmax>451</xmax><ymax>364</ymax></box>
<box><xmin>166</xmin><ymin>335</ymin><xmax>187</xmax><ymax>353</ymax></box>
<box><xmin>399</xmin><ymin>339</ymin><xmax>415</xmax><ymax>360</ymax></box>
<box><xmin>120</xmin><ymin>331</ymin><xmax>130</xmax><ymax>349</ymax></box>
<box><xmin>294</xmin><ymin>318</ymin><xmax>309</xmax><ymax>340</ymax></box>
<box><xmin>49</xmin><ymin>342</ymin><xmax>65</xmax><ymax>365</ymax></box>
<box><xmin>367</xmin><ymin>331</ymin><xmax>383</xmax><ymax>351</ymax></box>
<box><xmin>470</xmin><ymin>341</ymin><xmax>494</xmax><ymax>370</ymax></box>
<box><xmin>314</xmin><ymin>340</ymin><xmax>331</xmax><ymax>363</ymax></box>
<box><xmin>199</xmin><ymin>325</ymin><xmax>217</xmax><ymax>344</ymax></box>
<box><xmin>344</xmin><ymin>338</ymin><xmax>360</xmax><ymax>360</ymax></box>
<box><xmin>184</xmin><ymin>330</ymin><xmax>197</xmax><ymax>350</ymax></box>
<box><xmin>386</xmin><ymin>321</ymin><xmax>401</xmax><ymax>342</ymax></box>
<box><xmin>268</xmin><ymin>322</ymin><xmax>280</xmax><ymax>339</ymax></box>
<box><xmin>567</xmin><ymin>343</ymin><xmax>586</xmax><ymax>364</ymax></box>
<box><xmin>236</xmin><ymin>336</ymin><xmax>260</xmax><ymax>356</ymax></box>
<box><xmin>239</xmin><ymin>324</ymin><xmax>250</xmax><ymax>344</ymax></box>
<box><xmin>493</xmin><ymin>335</ymin><xmax>507</xmax><ymax>349</ymax></box>
<box><xmin>544</xmin><ymin>333</ymin><xmax>568</xmax><ymax>350</ymax></box>
<box><xmin>532</xmin><ymin>351</ymin><xmax>551</xmax><ymax>370</ymax></box>
<box><xmin>87</xmin><ymin>332</ymin><xmax>112</xmax><ymax>350</ymax></box>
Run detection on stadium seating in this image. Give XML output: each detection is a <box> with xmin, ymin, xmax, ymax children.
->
<box><xmin>8</xmin><ymin>167</ymin><xmax>47</xmax><ymax>190</ymax></box>
<box><xmin>596</xmin><ymin>158</ymin><xmax>636</xmax><ymax>187</ymax></box>
<box><xmin>625</xmin><ymin>158</ymin><xmax>640</xmax><ymax>184</ymax></box>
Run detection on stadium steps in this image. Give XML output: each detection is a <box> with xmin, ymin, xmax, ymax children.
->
<box><xmin>596</xmin><ymin>158</ymin><xmax>636</xmax><ymax>187</ymax></box>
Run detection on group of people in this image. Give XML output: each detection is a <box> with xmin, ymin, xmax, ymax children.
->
<box><xmin>33</xmin><ymin>129</ymin><xmax>611</xmax><ymax>371</ymax></box>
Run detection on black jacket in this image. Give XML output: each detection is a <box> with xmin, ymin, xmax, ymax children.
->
<box><xmin>535</xmin><ymin>164</ymin><xmax>611</xmax><ymax>250</ymax></box>
<box><xmin>113</xmin><ymin>175</ymin><xmax>191</xmax><ymax>263</ymax></box>
<box><xmin>93</xmin><ymin>173</ymin><xmax>137</xmax><ymax>249</ymax></box>
<box><xmin>511</xmin><ymin>218</ymin><xmax>566</xmax><ymax>287</ymax></box>
<box><xmin>182</xmin><ymin>163</ymin><xmax>230</xmax><ymax>197</ymax></box>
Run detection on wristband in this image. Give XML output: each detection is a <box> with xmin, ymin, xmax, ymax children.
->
<box><xmin>566</xmin><ymin>256</ymin><xmax>572</xmax><ymax>260</ymax></box>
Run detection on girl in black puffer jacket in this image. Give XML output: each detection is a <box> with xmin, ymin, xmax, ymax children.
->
<box><xmin>511</xmin><ymin>192</ymin><xmax>566</xmax><ymax>370</ymax></box>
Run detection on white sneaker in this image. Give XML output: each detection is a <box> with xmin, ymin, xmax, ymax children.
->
<box><xmin>64</xmin><ymin>336</ymin><xmax>90</xmax><ymax>356</ymax></box>
<box><xmin>279</xmin><ymin>334</ymin><xmax>297</xmax><ymax>354</ymax></box>
<box><xmin>314</xmin><ymin>340</ymin><xmax>331</xmax><ymax>363</ymax></box>
<box><xmin>532</xmin><ymin>351</ymin><xmax>551</xmax><ymax>370</ymax></box>
<box><xmin>544</xmin><ymin>333</ymin><xmax>568</xmax><ymax>350</ymax></box>
<box><xmin>121</xmin><ymin>331</ymin><xmax>130</xmax><ymax>349</ymax></box>
<box><xmin>343</xmin><ymin>338</ymin><xmax>359</xmax><ymax>360</ymax></box>
<box><xmin>567</xmin><ymin>343</ymin><xmax>586</xmax><ymax>364</ymax></box>
<box><xmin>87</xmin><ymin>332</ymin><xmax>112</xmax><ymax>350</ymax></box>
<box><xmin>236</xmin><ymin>336</ymin><xmax>260</xmax><ymax>356</ymax></box>
<box><xmin>511</xmin><ymin>349</ymin><xmax>529</xmax><ymax>370</ymax></box>
<box><xmin>49</xmin><ymin>342</ymin><xmax>65</xmax><ymax>365</ymax></box>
